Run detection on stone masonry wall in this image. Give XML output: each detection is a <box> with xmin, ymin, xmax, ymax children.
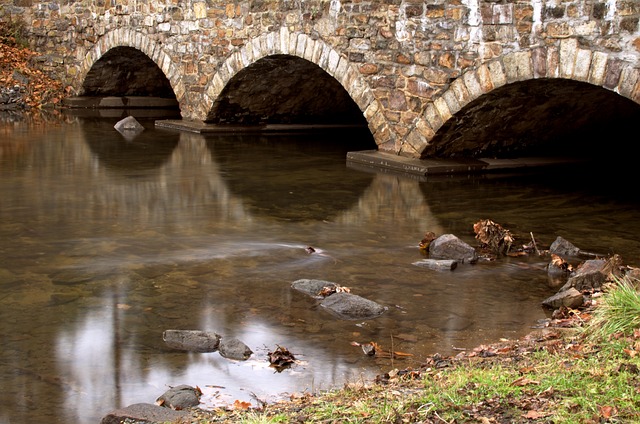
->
<box><xmin>1</xmin><ymin>0</ymin><xmax>639</xmax><ymax>157</ymax></box>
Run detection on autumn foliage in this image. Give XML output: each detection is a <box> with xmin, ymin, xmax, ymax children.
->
<box><xmin>0</xmin><ymin>20</ymin><xmax>68</xmax><ymax>109</ymax></box>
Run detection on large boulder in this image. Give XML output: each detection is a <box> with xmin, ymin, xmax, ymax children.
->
<box><xmin>163</xmin><ymin>329</ymin><xmax>221</xmax><ymax>353</ymax></box>
<box><xmin>428</xmin><ymin>234</ymin><xmax>478</xmax><ymax>264</ymax></box>
<box><xmin>101</xmin><ymin>403</ymin><xmax>188</xmax><ymax>424</ymax></box>
<box><xmin>320</xmin><ymin>292</ymin><xmax>387</xmax><ymax>320</ymax></box>
<box><xmin>560</xmin><ymin>259</ymin><xmax>607</xmax><ymax>292</ymax></box>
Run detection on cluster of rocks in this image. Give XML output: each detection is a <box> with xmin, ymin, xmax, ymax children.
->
<box><xmin>412</xmin><ymin>231</ymin><xmax>634</xmax><ymax>314</ymax></box>
<box><xmin>541</xmin><ymin>237</ymin><xmax>630</xmax><ymax>310</ymax></box>
<box><xmin>0</xmin><ymin>84</ymin><xmax>28</xmax><ymax>110</ymax></box>
<box><xmin>101</xmin><ymin>330</ymin><xmax>253</xmax><ymax>423</ymax></box>
<box><xmin>162</xmin><ymin>329</ymin><xmax>253</xmax><ymax>361</ymax></box>
<box><xmin>291</xmin><ymin>278</ymin><xmax>387</xmax><ymax>320</ymax></box>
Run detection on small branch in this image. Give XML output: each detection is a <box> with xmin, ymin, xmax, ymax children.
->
<box><xmin>530</xmin><ymin>232</ymin><xmax>541</xmax><ymax>256</ymax></box>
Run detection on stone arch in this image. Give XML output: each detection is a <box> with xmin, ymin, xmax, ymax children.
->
<box><xmin>403</xmin><ymin>38</ymin><xmax>640</xmax><ymax>158</ymax></box>
<box><xmin>73</xmin><ymin>28</ymin><xmax>186</xmax><ymax>109</ymax></box>
<box><xmin>201</xmin><ymin>27</ymin><xmax>390</xmax><ymax>147</ymax></box>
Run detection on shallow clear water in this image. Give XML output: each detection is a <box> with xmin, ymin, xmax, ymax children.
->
<box><xmin>1</xmin><ymin>112</ymin><xmax>639</xmax><ymax>423</ymax></box>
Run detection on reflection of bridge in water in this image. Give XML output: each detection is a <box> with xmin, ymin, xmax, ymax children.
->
<box><xmin>80</xmin><ymin>126</ymin><xmax>443</xmax><ymax>235</ymax></box>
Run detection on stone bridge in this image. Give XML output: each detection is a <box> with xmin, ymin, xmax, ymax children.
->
<box><xmin>1</xmin><ymin>0</ymin><xmax>639</xmax><ymax>159</ymax></box>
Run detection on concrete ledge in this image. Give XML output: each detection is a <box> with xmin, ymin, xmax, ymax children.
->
<box><xmin>346</xmin><ymin>150</ymin><xmax>583</xmax><ymax>176</ymax></box>
<box><xmin>63</xmin><ymin>96</ymin><xmax>179</xmax><ymax>109</ymax></box>
<box><xmin>155</xmin><ymin>119</ymin><xmax>365</xmax><ymax>134</ymax></box>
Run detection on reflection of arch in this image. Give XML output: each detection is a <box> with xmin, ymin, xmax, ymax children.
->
<box><xmin>207</xmin><ymin>131</ymin><xmax>376</xmax><ymax>221</ymax></box>
<box><xmin>201</xmin><ymin>27</ymin><xmax>392</xmax><ymax>149</ymax></box>
<box><xmin>75</xmin><ymin>29</ymin><xmax>186</xmax><ymax>110</ymax></box>
<box><xmin>82</xmin><ymin>119</ymin><xmax>180</xmax><ymax>172</ymax></box>
<box><xmin>335</xmin><ymin>173</ymin><xmax>444</xmax><ymax>236</ymax></box>
<box><xmin>403</xmin><ymin>39</ymin><xmax>640</xmax><ymax>158</ymax></box>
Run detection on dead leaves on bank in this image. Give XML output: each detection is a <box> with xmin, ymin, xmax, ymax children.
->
<box><xmin>0</xmin><ymin>23</ymin><xmax>68</xmax><ymax>109</ymax></box>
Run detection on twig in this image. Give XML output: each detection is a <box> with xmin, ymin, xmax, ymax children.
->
<box><xmin>530</xmin><ymin>232</ymin><xmax>541</xmax><ymax>256</ymax></box>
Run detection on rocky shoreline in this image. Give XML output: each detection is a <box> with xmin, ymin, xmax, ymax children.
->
<box><xmin>99</xmin><ymin>227</ymin><xmax>637</xmax><ymax>424</ymax></box>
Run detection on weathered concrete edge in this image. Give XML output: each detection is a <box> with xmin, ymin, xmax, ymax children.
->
<box><xmin>346</xmin><ymin>150</ymin><xmax>584</xmax><ymax>176</ymax></box>
<box><xmin>154</xmin><ymin>119</ymin><xmax>365</xmax><ymax>134</ymax></box>
<box><xmin>63</xmin><ymin>96</ymin><xmax>179</xmax><ymax>109</ymax></box>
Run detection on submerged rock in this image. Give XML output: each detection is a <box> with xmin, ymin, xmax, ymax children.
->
<box><xmin>320</xmin><ymin>292</ymin><xmax>387</xmax><ymax>320</ymax></box>
<box><xmin>163</xmin><ymin>329</ymin><xmax>221</xmax><ymax>353</ymax></box>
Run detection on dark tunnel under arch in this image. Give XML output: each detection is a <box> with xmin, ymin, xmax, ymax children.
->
<box><xmin>205</xmin><ymin>54</ymin><xmax>371</xmax><ymax>128</ymax></box>
<box><xmin>422</xmin><ymin>78</ymin><xmax>640</xmax><ymax>162</ymax></box>
<box><xmin>81</xmin><ymin>46</ymin><xmax>177</xmax><ymax>100</ymax></box>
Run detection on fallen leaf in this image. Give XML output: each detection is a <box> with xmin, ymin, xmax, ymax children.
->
<box><xmin>598</xmin><ymin>405</ymin><xmax>617</xmax><ymax>419</ymax></box>
<box><xmin>523</xmin><ymin>410</ymin><xmax>548</xmax><ymax>419</ymax></box>
<box><xmin>511</xmin><ymin>376</ymin><xmax>540</xmax><ymax>386</ymax></box>
<box><xmin>233</xmin><ymin>400</ymin><xmax>251</xmax><ymax>410</ymax></box>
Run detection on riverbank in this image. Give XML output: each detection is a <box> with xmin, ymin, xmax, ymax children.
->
<box><xmin>183</xmin><ymin>279</ymin><xmax>640</xmax><ymax>423</ymax></box>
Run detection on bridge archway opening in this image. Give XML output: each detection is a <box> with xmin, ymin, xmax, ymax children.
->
<box><xmin>206</xmin><ymin>54</ymin><xmax>373</xmax><ymax>144</ymax></box>
<box><xmin>423</xmin><ymin>78</ymin><xmax>639</xmax><ymax>169</ymax></box>
<box><xmin>81</xmin><ymin>46</ymin><xmax>178</xmax><ymax>103</ymax></box>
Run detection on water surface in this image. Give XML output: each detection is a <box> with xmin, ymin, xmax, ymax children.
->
<box><xmin>1</xmin><ymin>112</ymin><xmax>639</xmax><ymax>424</ymax></box>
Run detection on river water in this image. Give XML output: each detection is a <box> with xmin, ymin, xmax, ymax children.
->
<box><xmin>1</xmin><ymin>111</ymin><xmax>639</xmax><ymax>424</ymax></box>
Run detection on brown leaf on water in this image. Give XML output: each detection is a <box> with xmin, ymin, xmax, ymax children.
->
<box><xmin>268</xmin><ymin>345</ymin><xmax>296</xmax><ymax>371</ymax></box>
<box><xmin>392</xmin><ymin>351</ymin><xmax>414</xmax><ymax>358</ymax></box>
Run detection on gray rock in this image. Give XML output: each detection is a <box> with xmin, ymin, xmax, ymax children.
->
<box><xmin>560</xmin><ymin>259</ymin><xmax>607</xmax><ymax>292</ymax></box>
<box><xmin>542</xmin><ymin>287</ymin><xmax>584</xmax><ymax>309</ymax></box>
<box><xmin>163</xmin><ymin>329</ymin><xmax>221</xmax><ymax>353</ymax></box>
<box><xmin>100</xmin><ymin>402</ymin><xmax>188</xmax><ymax>424</ymax></box>
<box><xmin>412</xmin><ymin>259</ymin><xmax>458</xmax><ymax>271</ymax></box>
<box><xmin>291</xmin><ymin>279</ymin><xmax>338</xmax><ymax>298</ymax></box>
<box><xmin>156</xmin><ymin>385</ymin><xmax>201</xmax><ymax>410</ymax></box>
<box><xmin>428</xmin><ymin>234</ymin><xmax>478</xmax><ymax>264</ymax></box>
<box><xmin>549</xmin><ymin>236</ymin><xmax>580</xmax><ymax>257</ymax></box>
<box><xmin>114</xmin><ymin>115</ymin><xmax>145</xmax><ymax>139</ymax></box>
<box><xmin>218</xmin><ymin>337</ymin><xmax>253</xmax><ymax>360</ymax></box>
<box><xmin>320</xmin><ymin>292</ymin><xmax>387</xmax><ymax>320</ymax></box>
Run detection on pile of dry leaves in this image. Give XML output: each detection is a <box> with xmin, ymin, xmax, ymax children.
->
<box><xmin>0</xmin><ymin>21</ymin><xmax>68</xmax><ymax>110</ymax></box>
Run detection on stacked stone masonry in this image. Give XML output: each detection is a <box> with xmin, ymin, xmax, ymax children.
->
<box><xmin>1</xmin><ymin>0</ymin><xmax>639</xmax><ymax>157</ymax></box>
